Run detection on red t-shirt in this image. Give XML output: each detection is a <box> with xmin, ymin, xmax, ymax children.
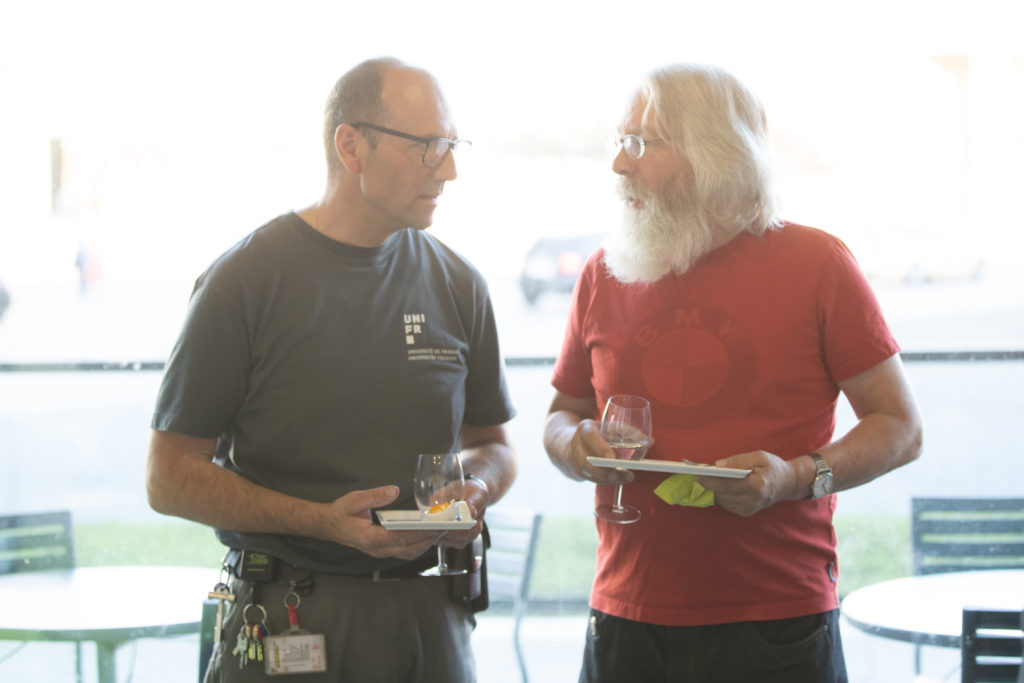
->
<box><xmin>551</xmin><ymin>223</ymin><xmax>899</xmax><ymax>626</ymax></box>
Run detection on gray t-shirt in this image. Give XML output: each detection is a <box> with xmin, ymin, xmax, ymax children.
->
<box><xmin>152</xmin><ymin>212</ymin><xmax>515</xmax><ymax>573</ymax></box>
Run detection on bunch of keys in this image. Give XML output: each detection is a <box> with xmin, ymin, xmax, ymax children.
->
<box><xmin>232</xmin><ymin>603</ymin><xmax>269</xmax><ymax>669</ymax></box>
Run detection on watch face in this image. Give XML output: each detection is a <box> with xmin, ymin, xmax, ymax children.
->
<box><xmin>813</xmin><ymin>473</ymin><xmax>835</xmax><ymax>498</ymax></box>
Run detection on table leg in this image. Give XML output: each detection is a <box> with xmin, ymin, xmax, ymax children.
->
<box><xmin>96</xmin><ymin>641</ymin><xmax>117</xmax><ymax>683</ymax></box>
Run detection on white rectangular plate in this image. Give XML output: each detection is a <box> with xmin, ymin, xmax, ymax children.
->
<box><xmin>376</xmin><ymin>510</ymin><xmax>476</xmax><ymax>531</ymax></box>
<box><xmin>587</xmin><ymin>456</ymin><xmax>751</xmax><ymax>478</ymax></box>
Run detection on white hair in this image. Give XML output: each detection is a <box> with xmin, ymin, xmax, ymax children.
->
<box><xmin>641</xmin><ymin>63</ymin><xmax>782</xmax><ymax>235</ymax></box>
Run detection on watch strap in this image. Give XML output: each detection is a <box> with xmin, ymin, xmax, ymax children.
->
<box><xmin>465</xmin><ymin>473</ymin><xmax>489</xmax><ymax>495</ymax></box>
<box><xmin>809</xmin><ymin>453</ymin><xmax>834</xmax><ymax>498</ymax></box>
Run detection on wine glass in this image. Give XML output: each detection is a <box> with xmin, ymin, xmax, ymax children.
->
<box><xmin>413</xmin><ymin>451</ymin><xmax>468</xmax><ymax>576</ymax></box>
<box><xmin>595</xmin><ymin>394</ymin><xmax>652</xmax><ymax>524</ymax></box>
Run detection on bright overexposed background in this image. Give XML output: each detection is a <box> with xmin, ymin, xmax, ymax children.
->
<box><xmin>2</xmin><ymin>0</ymin><xmax>1022</xmax><ymax>361</ymax></box>
<box><xmin>1</xmin><ymin>3</ymin><xmax>1023</xmax><ymax>681</ymax></box>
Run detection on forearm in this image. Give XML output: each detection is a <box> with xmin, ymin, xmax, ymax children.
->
<box><xmin>145</xmin><ymin>430</ymin><xmax>331</xmax><ymax>540</ymax></box>
<box><xmin>544</xmin><ymin>409</ymin><xmax>587</xmax><ymax>481</ymax></box>
<box><xmin>147</xmin><ymin>430</ymin><xmax>448</xmax><ymax>561</ymax></box>
<box><xmin>703</xmin><ymin>355</ymin><xmax>923</xmax><ymax>516</ymax></box>
<box><xmin>819</xmin><ymin>408</ymin><xmax>922</xmax><ymax>493</ymax></box>
<box><xmin>824</xmin><ymin>353</ymin><xmax>924</xmax><ymax>493</ymax></box>
<box><xmin>459</xmin><ymin>422</ymin><xmax>517</xmax><ymax>504</ymax></box>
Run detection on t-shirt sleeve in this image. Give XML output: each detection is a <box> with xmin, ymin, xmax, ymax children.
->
<box><xmin>461</xmin><ymin>277</ymin><xmax>516</xmax><ymax>427</ymax></box>
<box><xmin>551</xmin><ymin>254</ymin><xmax>599</xmax><ymax>400</ymax></box>
<box><xmin>818</xmin><ymin>237</ymin><xmax>900</xmax><ymax>383</ymax></box>
<box><xmin>151</xmin><ymin>277</ymin><xmax>251</xmax><ymax>438</ymax></box>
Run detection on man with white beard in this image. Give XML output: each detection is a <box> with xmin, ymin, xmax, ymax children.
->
<box><xmin>544</xmin><ymin>63</ymin><xmax>923</xmax><ymax>682</ymax></box>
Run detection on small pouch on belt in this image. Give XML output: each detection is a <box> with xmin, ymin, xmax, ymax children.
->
<box><xmin>449</xmin><ymin>525</ymin><xmax>489</xmax><ymax>612</ymax></box>
<box><xmin>225</xmin><ymin>550</ymin><xmax>279</xmax><ymax>582</ymax></box>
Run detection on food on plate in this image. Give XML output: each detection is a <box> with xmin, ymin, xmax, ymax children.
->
<box><xmin>424</xmin><ymin>500</ymin><xmax>469</xmax><ymax>521</ymax></box>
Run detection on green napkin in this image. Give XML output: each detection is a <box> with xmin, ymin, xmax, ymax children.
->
<box><xmin>654</xmin><ymin>474</ymin><xmax>715</xmax><ymax>508</ymax></box>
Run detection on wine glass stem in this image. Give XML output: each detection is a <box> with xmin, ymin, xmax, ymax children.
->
<box><xmin>613</xmin><ymin>484</ymin><xmax>625</xmax><ymax>512</ymax></box>
<box><xmin>437</xmin><ymin>546</ymin><xmax>446</xmax><ymax>571</ymax></box>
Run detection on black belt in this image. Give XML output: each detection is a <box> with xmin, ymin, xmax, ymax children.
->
<box><xmin>224</xmin><ymin>549</ymin><xmax>437</xmax><ymax>583</ymax></box>
<box><xmin>362</xmin><ymin>553</ymin><xmax>439</xmax><ymax>581</ymax></box>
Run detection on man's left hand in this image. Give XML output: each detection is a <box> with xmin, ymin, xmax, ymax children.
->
<box><xmin>437</xmin><ymin>475</ymin><xmax>489</xmax><ymax>549</ymax></box>
<box><xmin>694</xmin><ymin>450</ymin><xmax>805</xmax><ymax>517</ymax></box>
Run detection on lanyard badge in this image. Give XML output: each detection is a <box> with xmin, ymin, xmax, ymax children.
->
<box><xmin>263</xmin><ymin>588</ymin><xmax>327</xmax><ymax>675</ymax></box>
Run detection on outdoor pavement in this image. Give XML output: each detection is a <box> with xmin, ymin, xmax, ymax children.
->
<box><xmin>0</xmin><ymin>611</ymin><xmax>962</xmax><ymax>682</ymax></box>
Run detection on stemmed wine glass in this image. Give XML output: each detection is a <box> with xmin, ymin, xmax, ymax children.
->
<box><xmin>413</xmin><ymin>451</ymin><xmax>468</xmax><ymax>576</ymax></box>
<box><xmin>595</xmin><ymin>394</ymin><xmax>652</xmax><ymax>524</ymax></box>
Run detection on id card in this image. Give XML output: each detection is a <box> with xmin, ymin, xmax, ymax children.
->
<box><xmin>264</xmin><ymin>633</ymin><xmax>327</xmax><ymax>675</ymax></box>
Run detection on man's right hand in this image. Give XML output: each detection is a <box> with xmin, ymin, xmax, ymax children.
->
<box><xmin>543</xmin><ymin>391</ymin><xmax>635</xmax><ymax>486</ymax></box>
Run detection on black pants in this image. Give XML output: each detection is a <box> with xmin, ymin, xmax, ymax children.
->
<box><xmin>580</xmin><ymin>608</ymin><xmax>848</xmax><ymax>683</ymax></box>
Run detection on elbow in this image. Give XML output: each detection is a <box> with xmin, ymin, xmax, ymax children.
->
<box><xmin>144</xmin><ymin>447</ymin><xmax>181</xmax><ymax>517</ymax></box>
<box><xmin>907</xmin><ymin>424</ymin><xmax>924</xmax><ymax>464</ymax></box>
<box><xmin>144</xmin><ymin>463</ymin><xmax>173</xmax><ymax>516</ymax></box>
<box><xmin>899</xmin><ymin>412</ymin><xmax>924</xmax><ymax>467</ymax></box>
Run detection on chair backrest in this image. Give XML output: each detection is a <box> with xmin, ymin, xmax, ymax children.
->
<box><xmin>961</xmin><ymin>607</ymin><xmax>1023</xmax><ymax>683</ymax></box>
<box><xmin>484</xmin><ymin>508</ymin><xmax>541</xmax><ymax>612</ymax></box>
<box><xmin>0</xmin><ymin>510</ymin><xmax>75</xmax><ymax>574</ymax></box>
<box><xmin>912</xmin><ymin>498</ymin><xmax>1024</xmax><ymax>575</ymax></box>
<box><xmin>199</xmin><ymin>598</ymin><xmax>219</xmax><ymax>682</ymax></box>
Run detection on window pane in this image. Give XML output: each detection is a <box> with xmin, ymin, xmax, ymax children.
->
<box><xmin>1</xmin><ymin>3</ymin><xmax>1022</xmax><ymax>682</ymax></box>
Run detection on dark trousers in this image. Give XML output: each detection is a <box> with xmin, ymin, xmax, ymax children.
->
<box><xmin>580</xmin><ymin>608</ymin><xmax>848</xmax><ymax>683</ymax></box>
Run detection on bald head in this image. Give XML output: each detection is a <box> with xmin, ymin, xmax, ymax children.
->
<box><xmin>322</xmin><ymin>57</ymin><xmax>447</xmax><ymax>176</ymax></box>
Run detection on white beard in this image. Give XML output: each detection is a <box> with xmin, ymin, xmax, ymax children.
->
<box><xmin>602</xmin><ymin>177</ymin><xmax>719</xmax><ymax>284</ymax></box>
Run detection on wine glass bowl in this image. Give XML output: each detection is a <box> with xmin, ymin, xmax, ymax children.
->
<box><xmin>413</xmin><ymin>452</ymin><xmax>468</xmax><ymax>576</ymax></box>
<box><xmin>595</xmin><ymin>395</ymin><xmax>652</xmax><ymax>524</ymax></box>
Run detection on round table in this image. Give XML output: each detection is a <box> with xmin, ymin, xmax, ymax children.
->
<box><xmin>841</xmin><ymin>568</ymin><xmax>1024</xmax><ymax>647</ymax></box>
<box><xmin>0</xmin><ymin>565</ymin><xmax>217</xmax><ymax>683</ymax></box>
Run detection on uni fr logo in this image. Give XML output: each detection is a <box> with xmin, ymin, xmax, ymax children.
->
<box><xmin>404</xmin><ymin>313</ymin><xmax>425</xmax><ymax>345</ymax></box>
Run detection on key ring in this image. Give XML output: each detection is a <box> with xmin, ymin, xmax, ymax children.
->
<box><xmin>242</xmin><ymin>602</ymin><xmax>268</xmax><ymax>626</ymax></box>
<box><xmin>284</xmin><ymin>589</ymin><xmax>301</xmax><ymax>609</ymax></box>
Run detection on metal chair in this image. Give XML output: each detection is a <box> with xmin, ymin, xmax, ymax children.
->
<box><xmin>0</xmin><ymin>510</ymin><xmax>81</xmax><ymax>680</ymax></box>
<box><xmin>961</xmin><ymin>607</ymin><xmax>1023</xmax><ymax>683</ymax></box>
<box><xmin>911</xmin><ymin>498</ymin><xmax>1024</xmax><ymax>676</ymax></box>
<box><xmin>484</xmin><ymin>508</ymin><xmax>542</xmax><ymax>683</ymax></box>
<box><xmin>913</xmin><ymin>498</ymin><xmax>1024</xmax><ymax>575</ymax></box>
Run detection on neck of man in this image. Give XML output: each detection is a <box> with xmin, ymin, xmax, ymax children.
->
<box><xmin>301</xmin><ymin>181</ymin><xmax>396</xmax><ymax>248</ymax></box>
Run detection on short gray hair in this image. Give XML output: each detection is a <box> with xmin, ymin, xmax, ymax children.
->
<box><xmin>322</xmin><ymin>57</ymin><xmax>405</xmax><ymax>175</ymax></box>
<box><xmin>641</xmin><ymin>63</ymin><xmax>782</xmax><ymax>234</ymax></box>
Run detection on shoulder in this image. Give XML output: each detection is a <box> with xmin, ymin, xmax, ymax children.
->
<box><xmin>763</xmin><ymin>222</ymin><xmax>848</xmax><ymax>250</ymax></box>
<box><xmin>198</xmin><ymin>213</ymin><xmax>304</xmax><ymax>286</ymax></box>
<box><xmin>754</xmin><ymin>222</ymin><xmax>861</xmax><ymax>268</ymax></box>
<box><xmin>401</xmin><ymin>230</ymin><xmax>488</xmax><ymax>285</ymax></box>
<box><xmin>579</xmin><ymin>247</ymin><xmax>611</xmax><ymax>284</ymax></box>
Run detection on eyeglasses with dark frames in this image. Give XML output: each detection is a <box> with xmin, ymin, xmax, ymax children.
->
<box><xmin>608</xmin><ymin>134</ymin><xmax>670</xmax><ymax>160</ymax></box>
<box><xmin>352</xmin><ymin>122</ymin><xmax>471</xmax><ymax>168</ymax></box>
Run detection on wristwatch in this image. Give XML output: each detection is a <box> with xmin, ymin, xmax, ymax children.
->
<box><xmin>809</xmin><ymin>453</ymin><xmax>835</xmax><ymax>499</ymax></box>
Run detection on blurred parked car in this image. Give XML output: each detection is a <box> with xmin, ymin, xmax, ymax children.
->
<box><xmin>0</xmin><ymin>278</ymin><xmax>10</xmax><ymax>323</ymax></box>
<box><xmin>519</xmin><ymin>234</ymin><xmax>605</xmax><ymax>305</ymax></box>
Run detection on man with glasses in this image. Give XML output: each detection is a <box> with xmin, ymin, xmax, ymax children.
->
<box><xmin>147</xmin><ymin>57</ymin><xmax>516</xmax><ymax>682</ymax></box>
<box><xmin>544</xmin><ymin>63</ymin><xmax>922</xmax><ymax>682</ymax></box>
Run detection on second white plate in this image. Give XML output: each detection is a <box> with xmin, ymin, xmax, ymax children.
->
<box><xmin>587</xmin><ymin>457</ymin><xmax>751</xmax><ymax>478</ymax></box>
<box><xmin>377</xmin><ymin>501</ymin><xmax>476</xmax><ymax>531</ymax></box>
